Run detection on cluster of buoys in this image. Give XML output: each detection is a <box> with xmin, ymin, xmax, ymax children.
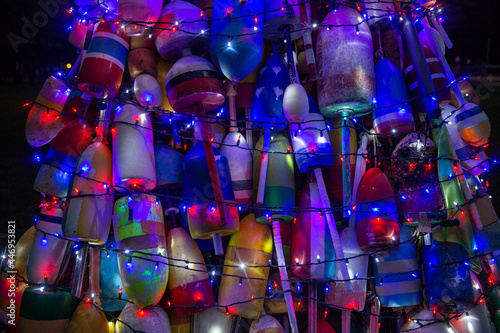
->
<box><xmin>5</xmin><ymin>0</ymin><xmax>498</xmax><ymax>332</ymax></box>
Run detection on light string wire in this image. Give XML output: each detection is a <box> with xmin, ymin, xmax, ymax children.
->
<box><xmin>68</xmin><ymin>0</ymin><xmax>437</xmax><ymax>38</ymax></box>
<box><xmin>27</xmin><ymin>226</ymin><xmax>498</xmax><ymax>285</ymax></box>
<box><xmin>9</xmin><ymin>239</ymin><xmax>493</xmax><ymax>333</ymax></box>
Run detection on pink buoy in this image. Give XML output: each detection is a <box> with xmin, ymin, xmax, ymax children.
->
<box><xmin>118</xmin><ymin>0</ymin><xmax>163</xmax><ymax>36</ymax></box>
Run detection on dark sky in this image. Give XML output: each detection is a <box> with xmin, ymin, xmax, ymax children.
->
<box><xmin>1</xmin><ymin>0</ymin><xmax>499</xmax><ymax>82</ymax></box>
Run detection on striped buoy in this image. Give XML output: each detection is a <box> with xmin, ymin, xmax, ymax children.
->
<box><xmin>78</xmin><ymin>22</ymin><xmax>129</xmax><ymax>99</ymax></box>
<box><xmin>166</xmin><ymin>228</ymin><xmax>215</xmax><ymax>317</ymax></box>
<box><xmin>25</xmin><ymin>76</ymin><xmax>70</xmax><ymax>147</ymax></box>
<box><xmin>455</xmin><ymin>103</ymin><xmax>491</xmax><ymax>147</ymax></box>
<box><xmin>253</xmin><ymin>133</ymin><xmax>295</xmax><ymax>223</ymax></box>
<box><xmin>18</xmin><ymin>286</ymin><xmax>74</xmax><ymax>333</ymax></box>
<box><xmin>441</xmin><ymin>104</ymin><xmax>489</xmax><ymax>176</ymax></box>
<box><xmin>27</xmin><ymin>204</ymin><xmax>69</xmax><ymax>285</ymax></box>
<box><xmin>155</xmin><ymin>0</ymin><xmax>209</xmax><ymax>61</ymax></box>
<box><xmin>165</xmin><ymin>54</ymin><xmax>225</xmax><ymax>113</ymax></box>
<box><xmin>403</xmin><ymin>46</ymin><xmax>451</xmax><ymax>109</ymax></box>
<box><xmin>373</xmin><ymin>225</ymin><xmax>422</xmax><ymax>307</ymax></box>
<box><xmin>220</xmin><ymin>131</ymin><xmax>253</xmax><ymax>209</ymax></box>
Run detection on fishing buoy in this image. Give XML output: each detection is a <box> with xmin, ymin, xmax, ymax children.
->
<box><xmin>118</xmin><ymin>0</ymin><xmax>162</xmax><ymax>36</ymax></box>
<box><xmin>455</xmin><ymin>103</ymin><xmax>491</xmax><ymax>147</ymax></box>
<box><xmin>251</xmin><ymin>47</ymin><xmax>290</xmax><ymax>206</ymax></box>
<box><xmin>128</xmin><ymin>47</ymin><xmax>157</xmax><ymax>79</ymax></box>
<box><xmin>326</xmin><ymin>227</ymin><xmax>368</xmax><ymax>312</ymax></box>
<box><xmin>165</xmin><ymin>51</ymin><xmax>231</xmax><ymax>254</ymax></box>
<box><xmin>263</xmin><ymin>0</ymin><xmax>301</xmax><ymax>41</ymax></box>
<box><xmin>155</xmin><ymin>1</ymin><xmax>209</xmax><ymax>61</ymax></box>
<box><xmin>100</xmin><ymin>234</ymin><xmax>130</xmax><ymax>312</ymax></box>
<box><xmin>62</xmin><ymin>142</ymin><xmax>113</xmax><ymax>245</ymax></box>
<box><xmin>167</xmin><ymin>308</ymin><xmax>190</xmax><ymax>333</ymax></box>
<box><xmin>192</xmin><ymin>307</ymin><xmax>232</xmax><ymax>332</ymax></box>
<box><xmin>249</xmin><ymin>313</ymin><xmax>285</xmax><ymax>333</ymax></box>
<box><xmin>18</xmin><ymin>286</ymin><xmax>74</xmax><ymax>333</ymax></box>
<box><xmin>167</xmin><ymin>228</ymin><xmax>215</xmax><ymax>317</ymax></box>
<box><xmin>210</xmin><ymin>0</ymin><xmax>264</xmax><ymax>82</ymax></box>
<box><xmin>154</xmin><ymin>143</ymin><xmax>184</xmax><ymax>191</ymax></box>
<box><xmin>113</xmin><ymin>194</ymin><xmax>168</xmax><ymax>307</ymax></box>
<box><xmin>219</xmin><ymin>81</ymin><xmax>253</xmax><ymax>209</ymax></box>
<box><xmin>67</xmin><ymin>296</ymin><xmax>108</xmax><ymax>333</ymax></box>
<box><xmin>116</xmin><ymin>302</ymin><xmax>170</xmax><ymax>333</ymax></box>
<box><xmin>374</xmin><ymin>58</ymin><xmax>414</xmax><ymax>136</ymax></box>
<box><xmin>68</xmin><ymin>16</ymin><xmax>93</xmax><ymax>49</ymax></box>
<box><xmin>15</xmin><ymin>226</ymin><xmax>36</xmax><ymax>281</ymax></box>
<box><xmin>282</xmin><ymin>83</ymin><xmax>309</xmax><ymax>123</ymax></box>
<box><xmin>450</xmin><ymin>80</ymin><xmax>480</xmax><ymax>107</ymax></box>
<box><xmin>34</xmin><ymin>119</ymin><xmax>93</xmax><ymax>198</ymax></box>
<box><xmin>424</xmin><ymin>240</ymin><xmax>475</xmax><ymax>314</ymax></box>
<box><xmin>112</xmin><ymin>104</ymin><xmax>156</xmax><ymax>192</ymax></box>
<box><xmin>289</xmin><ymin>97</ymin><xmax>333</xmax><ymax>172</ymax></box>
<box><xmin>391</xmin><ymin>133</ymin><xmax>444</xmax><ymax>223</ymax></box>
<box><xmin>403</xmin><ymin>46</ymin><xmax>451</xmax><ymax>110</ymax></box>
<box><xmin>25</xmin><ymin>76</ymin><xmax>71</xmax><ymax>147</ymax></box>
<box><xmin>27</xmin><ymin>204</ymin><xmax>69</xmax><ymax>284</ymax></box>
<box><xmin>355</xmin><ymin>168</ymin><xmax>400</xmax><ymax>251</ymax></box>
<box><xmin>291</xmin><ymin>179</ymin><xmax>335</xmax><ymax>280</ymax></box>
<box><xmin>316</xmin><ymin>5</ymin><xmax>375</xmax><ymax>116</ymax></box>
<box><xmin>182</xmin><ymin>142</ymin><xmax>240</xmax><ymax>240</ymax></box>
<box><xmin>253</xmin><ymin>133</ymin><xmax>295</xmax><ymax>222</ymax></box>
<box><xmin>218</xmin><ymin>213</ymin><xmax>273</xmax><ymax>319</ymax></box>
<box><xmin>78</xmin><ymin>22</ymin><xmax>129</xmax><ymax>99</ymax></box>
<box><xmin>418</xmin><ymin>26</ymin><xmax>445</xmax><ymax>56</ymax></box>
<box><xmin>133</xmin><ymin>73</ymin><xmax>162</xmax><ymax>107</ymax></box>
<box><xmin>220</xmin><ymin>132</ymin><xmax>253</xmax><ymax>209</ymax></box>
<box><xmin>156</xmin><ymin>57</ymin><xmax>175</xmax><ymax>114</ymax></box>
<box><xmin>441</xmin><ymin>104</ymin><xmax>489</xmax><ymax>176</ymax></box>
<box><xmin>373</xmin><ymin>225</ymin><xmax>422</xmax><ymax>307</ymax></box>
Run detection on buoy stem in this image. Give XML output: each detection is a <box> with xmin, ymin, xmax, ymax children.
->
<box><xmin>71</xmin><ymin>246</ymin><xmax>88</xmax><ymax>297</ymax></box>
<box><xmin>308</xmin><ymin>282</ymin><xmax>317</xmax><ymax>333</ymax></box>
<box><xmin>314</xmin><ymin>168</ymin><xmax>352</xmax><ymax>291</ymax></box>
<box><xmin>350</xmin><ymin>134</ymin><xmax>369</xmax><ymax>228</ymax></box>
<box><xmin>341</xmin><ymin>111</ymin><xmax>352</xmax><ymax>222</ymax></box>
<box><xmin>226</xmin><ymin>81</ymin><xmax>238</xmax><ymax>132</ymax></box>
<box><xmin>272</xmin><ymin>220</ymin><xmax>299</xmax><ymax>333</ymax></box>
<box><xmin>212</xmin><ymin>232</ymin><xmax>224</xmax><ymax>256</ymax></box>
<box><xmin>341</xmin><ymin>310</ymin><xmax>351</xmax><ymax>333</ymax></box>
<box><xmin>256</xmin><ymin>129</ymin><xmax>271</xmax><ymax>204</ymax></box>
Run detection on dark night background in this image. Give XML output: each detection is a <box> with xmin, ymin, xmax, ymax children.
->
<box><xmin>1</xmin><ymin>0</ymin><xmax>499</xmax><ymax>239</ymax></box>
